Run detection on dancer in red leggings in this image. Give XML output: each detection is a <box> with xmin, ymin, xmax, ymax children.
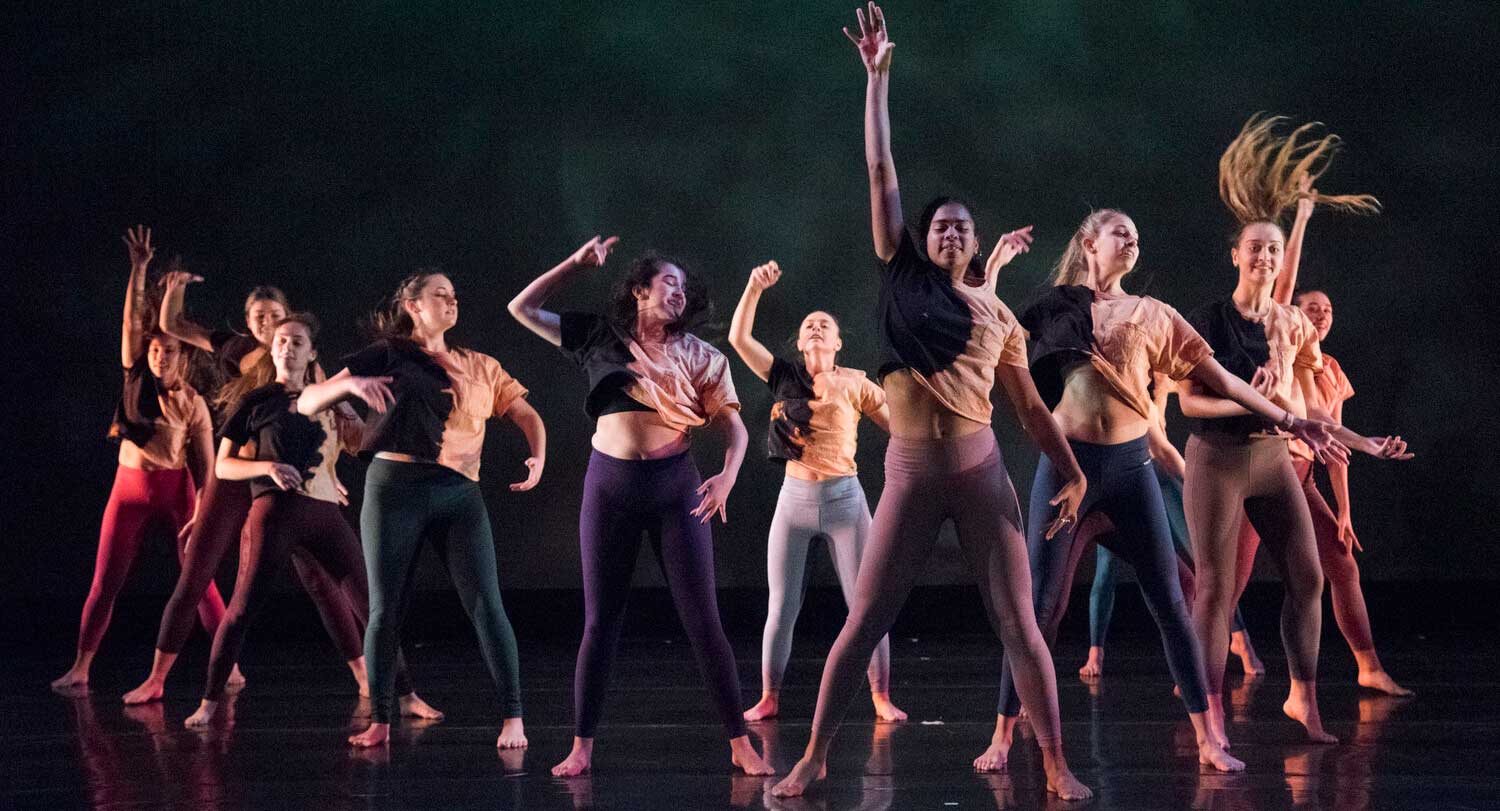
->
<box><xmin>52</xmin><ymin>226</ymin><xmax>226</xmax><ymax>691</ymax></box>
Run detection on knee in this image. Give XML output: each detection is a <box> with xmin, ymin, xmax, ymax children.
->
<box><xmin>1287</xmin><ymin>567</ymin><xmax>1324</xmax><ymax>601</ymax></box>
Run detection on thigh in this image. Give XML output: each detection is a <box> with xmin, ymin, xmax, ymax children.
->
<box><xmin>767</xmin><ymin>486</ymin><xmax>817</xmax><ymax>596</ymax></box>
<box><xmin>844</xmin><ymin>472</ymin><xmax>943</xmax><ymax>630</ymax></box>
<box><xmin>579</xmin><ymin>466</ymin><xmax>643</xmax><ymax>621</ymax></box>
<box><xmin>821</xmin><ymin>481</ymin><xmax>872</xmax><ymax>606</ymax></box>
<box><xmin>1183</xmin><ymin>441</ymin><xmax>1251</xmax><ymax>586</ymax></box>
<box><xmin>1243</xmin><ymin>456</ymin><xmax>1319</xmax><ymax>583</ymax></box>
<box><xmin>1098</xmin><ymin>466</ymin><xmax>1185</xmax><ymax>606</ymax></box>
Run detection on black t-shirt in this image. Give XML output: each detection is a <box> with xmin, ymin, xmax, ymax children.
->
<box><xmin>875</xmin><ymin>230</ymin><xmax>973</xmax><ymax>382</ymax></box>
<box><xmin>341</xmin><ymin>339</ymin><xmax>453</xmax><ymax>460</ymax></box>
<box><xmin>558</xmin><ymin>312</ymin><xmax>651</xmax><ymax>418</ymax></box>
<box><xmin>209</xmin><ymin>329</ymin><xmax>264</xmax><ymax>380</ymax></box>
<box><xmin>1018</xmin><ymin>285</ymin><xmax>1097</xmax><ymax>410</ymax></box>
<box><xmin>1187</xmin><ymin>298</ymin><xmax>1271</xmax><ymax>438</ymax></box>
<box><xmin>219</xmin><ymin>383</ymin><xmax>328</xmax><ymax>499</ymax></box>
<box><xmin>764</xmin><ymin>357</ymin><xmax>816</xmax><ymax>464</ymax></box>
<box><xmin>108</xmin><ymin>356</ymin><xmax>163</xmax><ymax>447</ymax></box>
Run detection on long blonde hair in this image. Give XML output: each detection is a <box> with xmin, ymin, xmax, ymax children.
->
<box><xmin>1050</xmin><ymin>208</ymin><xmax>1128</xmax><ymax>287</ymax></box>
<box><xmin>1218</xmin><ymin>114</ymin><xmax>1381</xmax><ymax>231</ymax></box>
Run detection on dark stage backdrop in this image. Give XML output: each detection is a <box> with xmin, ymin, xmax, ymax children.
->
<box><xmin>7</xmin><ymin>2</ymin><xmax>1498</xmax><ymax>603</ymax></box>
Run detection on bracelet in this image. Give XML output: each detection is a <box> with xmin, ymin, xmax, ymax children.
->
<box><xmin>1280</xmin><ymin>411</ymin><xmax>1297</xmax><ymax>431</ymax></box>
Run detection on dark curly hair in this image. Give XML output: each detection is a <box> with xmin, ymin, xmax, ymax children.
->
<box><xmin>607</xmin><ymin>252</ymin><xmax>712</xmax><ymax>338</ymax></box>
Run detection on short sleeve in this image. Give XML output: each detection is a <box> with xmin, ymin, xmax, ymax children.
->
<box><xmin>488</xmin><ymin>358</ymin><xmax>530</xmax><ymax>418</ymax></box>
<box><xmin>186</xmin><ymin>395</ymin><xmax>212</xmax><ymax>439</ymax></box>
<box><xmin>1292</xmin><ymin>310</ymin><xmax>1324</xmax><ymax>373</ymax></box>
<box><xmin>209</xmin><ymin>329</ymin><xmax>239</xmax><ymax>354</ymax></box>
<box><xmin>1155</xmin><ymin>304</ymin><xmax>1214</xmax><ymax>380</ymax></box>
<box><xmin>765</xmin><ymin>356</ymin><xmax>799</xmax><ymax>392</ymax></box>
<box><xmin>219</xmin><ymin>398</ymin><xmax>255</xmax><ymax>445</ymax></box>
<box><xmin>560</xmin><ymin>311</ymin><xmax>608</xmax><ymax>366</ymax></box>
<box><xmin>343</xmin><ymin>342</ymin><xmax>392</xmax><ymax>377</ymax></box>
<box><xmin>857</xmin><ymin>375</ymin><xmax>886</xmax><ymax>415</ymax></box>
<box><xmin>697</xmin><ymin>349</ymin><xmax>740</xmax><ymax>418</ymax></box>
<box><xmin>882</xmin><ymin>230</ymin><xmax>925</xmax><ymax>276</ymax></box>
<box><xmin>994</xmin><ymin>305</ymin><xmax>1029</xmax><ymax>369</ymax></box>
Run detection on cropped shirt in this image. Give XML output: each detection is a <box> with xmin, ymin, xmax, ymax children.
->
<box><xmin>1186</xmin><ymin>298</ymin><xmax>1323</xmax><ymax>440</ymax></box>
<box><xmin>764</xmin><ymin>358</ymin><xmax>885</xmax><ymax>477</ymax></box>
<box><xmin>110</xmin><ymin>358</ymin><xmax>212</xmax><ymax>471</ymax></box>
<box><xmin>219</xmin><ymin>383</ymin><xmax>358</xmax><ymax>502</ymax></box>
<box><xmin>1020</xmin><ymin>286</ymin><xmax>1212</xmax><ymax>420</ymax></box>
<box><xmin>559</xmin><ymin>312</ymin><xmax>739</xmax><ymax>431</ymax></box>
<box><xmin>343</xmin><ymin>339</ymin><xmax>529</xmax><ymax>481</ymax></box>
<box><xmin>876</xmin><ymin>231</ymin><xmax>1028</xmax><ymax>424</ymax></box>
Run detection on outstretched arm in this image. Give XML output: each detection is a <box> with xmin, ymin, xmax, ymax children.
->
<box><xmin>1185</xmin><ymin>358</ymin><xmax>1348</xmax><ymax>465</ymax></box>
<box><xmin>728</xmin><ymin>261</ymin><xmax>781</xmax><ymax>382</ymax></box>
<box><xmin>1275</xmin><ymin>174</ymin><xmax>1316</xmax><ymax>305</ymax></box>
<box><xmin>158</xmin><ymin>268</ymin><xmax>215</xmax><ymax>352</ymax></box>
<box><xmin>502</xmin><ymin>398</ymin><xmax>547</xmax><ymax>492</ymax></box>
<box><xmin>120</xmin><ymin>225</ymin><xmax>154</xmax><ymax>367</ymax></box>
<box><xmin>508</xmin><ymin>236</ymin><xmax>619</xmax><ymax>346</ymax></box>
<box><xmin>296</xmin><ymin>368</ymin><xmax>395</xmax><ymax>417</ymax></box>
<box><xmin>845</xmin><ymin>3</ymin><xmax>902</xmax><ymax>260</ymax></box>
<box><xmin>994</xmin><ymin>364</ymin><xmax>1086</xmax><ymax>539</ymax></box>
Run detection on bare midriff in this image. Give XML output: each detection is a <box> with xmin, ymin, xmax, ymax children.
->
<box><xmin>882</xmin><ymin>369</ymin><xmax>988</xmax><ymax>441</ymax></box>
<box><xmin>373</xmin><ymin>452</ymin><xmax>432</xmax><ymax>465</ymax></box>
<box><xmin>1053</xmin><ymin>362</ymin><xmax>1150</xmax><ymax>446</ymax></box>
<box><xmin>593</xmin><ymin>411</ymin><xmax>691</xmax><ymax>460</ymax></box>
<box><xmin>785</xmin><ymin>460</ymin><xmax>838</xmax><ymax>482</ymax></box>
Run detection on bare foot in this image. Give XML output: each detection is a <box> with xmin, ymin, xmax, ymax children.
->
<box><xmin>1282</xmin><ymin>693</ymin><xmax>1338</xmax><ymax>744</ymax></box>
<box><xmin>183</xmin><ymin>699</ymin><xmax>220</xmax><ymax>728</ymax></box>
<box><xmin>1198</xmin><ymin>741</ymin><xmax>1245</xmax><ymax>772</ymax></box>
<box><xmin>1357</xmin><ymin>669</ymin><xmax>1413</xmax><ymax>697</ymax></box>
<box><xmin>51</xmin><ymin>666</ymin><xmax>89</xmax><ymax>692</ymax></box>
<box><xmin>871</xmin><ymin>693</ymin><xmax>907</xmax><ymax>723</ymax></box>
<box><xmin>348</xmin><ymin>722</ymin><xmax>391</xmax><ymax>748</ymax></box>
<box><xmin>770</xmin><ymin>757</ymin><xmax>826</xmax><ymax>797</ymax></box>
<box><xmin>122</xmin><ymin>678</ymin><xmax>165</xmax><ymax>705</ymax></box>
<box><xmin>730</xmin><ymin>735</ymin><xmax>773</xmax><ymax>775</ymax></box>
<box><xmin>1045</xmin><ymin>763</ymin><xmax>1093</xmax><ymax>801</ymax></box>
<box><xmin>1230</xmin><ymin>631</ymin><xmax>1265</xmax><ymax>675</ymax></box>
<box><xmin>399</xmin><ymin>693</ymin><xmax>445</xmax><ymax>720</ymax></box>
<box><xmin>496</xmin><ymin>717</ymin><xmax>528</xmax><ymax>749</ymax></box>
<box><xmin>551</xmin><ymin>737</ymin><xmax>593</xmax><ymax>776</ymax></box>
<box><xmin>1078</xmin><ymin>646</ymin><xmax>1104</xmax><ymax>679</ymax></box>
<box><xmin>744</xmin><ymin>692</ymin><xmax>779</xmax><ymax>722</ymax></box>
<box><xmin>972</xmin><ymin>740</ymin><xmax>1009</xmax><ymax>772</ymax></box>
<box><xmin>226</xmin><ymin>665</ymin><xmax>247</xmax><ymax>691</ymax></box>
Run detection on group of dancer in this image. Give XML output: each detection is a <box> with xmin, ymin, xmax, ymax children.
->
<box><xmin>53</xmin><ymin>4</ymin><xmax>1416</xmax><ymax>801</ymax></box>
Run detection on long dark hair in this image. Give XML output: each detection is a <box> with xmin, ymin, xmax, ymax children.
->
<box><xmin>606</xmin><ymin>252</ymin><xmax>712</xmax><ymax>338</ymax></box>
<box><xmin>366</xmin><ymin>268</ymin><xmax>454</xmax><ymax>343</ymax></box>
<box><xmin>916</xmin><ymin>196</ymin><xmax>986</xmax><ymax>285</ymax></box>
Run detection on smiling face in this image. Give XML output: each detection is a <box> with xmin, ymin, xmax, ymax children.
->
<box><xmin>246</xmin><ymin>297</ymin><xmax>289</xmax><ymax>347</ymax></box>
<box><xmin>270</xmin><ymin>321</ymin><xmax>316</xmax><ymax>382</ymax></box>
<box><xmin>1087</xmin><ymin>214</ymin><xmax>1140</xmax><ymax>279</ymax></box>
<box><xmin>1296</xmin><ymin>290</ymin><xmax>1334</xmax><ymax>341</ymax></box>
<box><xmin>634</xmin><ymin>262</ymin><xmax>687</xmax><ymax>321</ymax></box>
<box><xmin>146</xmin><ymin>334</ymin><xmax>184</xmax><ymax>385</ymax></box>
<box><xmin>1231</xmin><ymin>221</ymin><xmax>1286</xmax><ymax>286</ymax></box>
<box><xmin>404</xmin><ymin>274</ymin><xmax>458</xmax><ymax>335</ymax></box>
<box><xmin>925</xmin><ymin>202</ymin><xmax>978</xmax><ymax>274</ymax></box>
<box><xmin>796</xmin><ymin>311</ymin><xmax>843</xmax><ymax>357</ymax></box>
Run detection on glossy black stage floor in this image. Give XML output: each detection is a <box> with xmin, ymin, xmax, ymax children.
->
<box><xmin>4</xmin><ymin>584</ymin><xmax>1497</xmax><ymax>810</ymax></box>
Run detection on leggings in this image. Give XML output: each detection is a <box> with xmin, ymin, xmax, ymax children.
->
<box><xmin>997</xmin><ymin>436</ymin><xmax>1209</xmax><ymax>716</ymax></box>
<box><xmin>1089</xmin><ymin>465</ymin><xmax>1248</xmax><ymax>647</ymax></box>
<box><xmin>203</xmin><ymin>493</ymin><xmax>415</xmax><ymax>701</ymax></box>
<box><xmin>77</xmin><ymin>465</ymin><xmax>224</xmax><ymax>653</ymax></box>
<box><xmin>574</xmin><ymin>449</ymin><xmax>747</xmax><ymax>739</ymax></box>
<box><xmin>760</xmin><ymin>474</ymin><xmax>890</xmax><ymax>694</ymax></box>
<box><xmin>810</xmin><ymin>429</ymin><xmax>1062</xmax><ymax>745</ymax></box>
<box><xmin>1234</xmin><ymin>458</ymin><xmax>1376</xmax><ymax>653</ymax></box>
<box><xmin>156</xmin><ymin>468</ymin><xmax>363</xmax><ymax>658</ymax></box>
<box><xmin>361</xmin><ymin>458</ymin><xmax>522</xmax><ymax>724</ymax></box>
<box><xmin>1185</xmin><ymin>435</ymin><xmax>1322</xmax><ymax>697</ymax></box>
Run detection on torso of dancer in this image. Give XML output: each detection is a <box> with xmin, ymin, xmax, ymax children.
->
<box><xmin>509</xmin><ymin>236</ymin><xmax>774</xmax><ymax>777</ymax></box>
<box><xmin>53</xmin><ymin>227</ymin><xmax>221</xmax><ymax>692</ymax></box>
<box><xmin>315</xmin><ymin>270</ymin><xmax>546</xmax><ymax>749</ymax></box>
<box><xmin>1179</xmin><ymin>114</ymin><xmax>1403</xmax><ymax>743</ymax></box>
<box><xmin>1255</xmin><ymin>177</ymin><xmax>1413</xmax><ymax>696</ymax></box>
<box><xmin>776</xmin><ymin>5</ymin><xmax>1086</xmax><ymax>798</ymax></box>
<box><xmin>182</xmin><ymin>314</ymin><xmax>441</xmax><ymax>727</ymax></box>
<box><xmin>1080</xmin><ymin>374</ymin><xmax>1266</xmax><ymax>680</ymax></box>
<box><xmin>727</xmin><ymin>260</ymin><xmax>907</xmax><ymax>724</ymax></box>
<box><xmin>980</xmin><ymin>209</ymin><xmax>1344</xmax><ymax>773</ymax></box>
<box><xmin>124</xmin><ymin>268</ymin><xmax>365</xmax><ymax>704</ymax></box>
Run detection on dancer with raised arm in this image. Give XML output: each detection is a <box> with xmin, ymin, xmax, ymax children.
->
<box><xmin>774</xmin><ymin>5</ymin><xmax>1094</xmax><ymax>798</ymax></box>
<box><xmin>182</xmin><ymin>314</ymin><xmax>438</xmax><ymax>726</ymax></box>
<box><xmin>53</xmin><ymin>226</ymin><xmax>225</xmax><ymax>691</ymax></box>
<box><xmin>509</xmin><ymin>237</ymin><xmax>774</xmax><ymax>776</ymax></box>
<box><xmin>974</xmin><ymin>208</ymin><xmax>1349</xmax><ymax>774</ymax></box>
<box><xmin>728</xmin><ymin>260</ymin><xmax>906</xmax><ymax>724</ymax></box>
<box><xmin>125</xmin><ymin>270</ymin><xmax>370</xmax><ymax>704</ymax></box>
<box><xmin>1179</xmin><ymin>114</ymin><xmax>1402</xmax><ymax>743</ymax></box>
<box><xmin>316</xmin><ymin>270</ymin><xmax>544</xmax><ymax>749</ymax></box>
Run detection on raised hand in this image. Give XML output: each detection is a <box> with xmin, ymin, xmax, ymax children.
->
<box><xmin>509</xmin><ymin>456</ymin><xmax>545</xmax><ymax>492</ymax></box>
<box><xmin>1294</xmin><ymin>174</ymin><xmax>1317</xmax><ymax>223</ymax></box>
<box><xmin>160</xmin><ymin>268</ymin><xmax>204</xmax><ymax>295</ymax></box>
<box><xmin>571</xmin><ymin>235</ymin><xmax>620</xmax><ymax>268</ymax></box>
<box><xmin>1045</xmin><ymin>473</ymin><xmax>1087</xmax><ymax>540</ymax></box>
<box><xmin>983</xmin><ymin>225</ymin><xmax>1035</xmax><ymax>289</ymax></box>
<box><xmin>265</xmin><ymin>462</ymin><xmax>304</xmax><ymax>491</ymax></box>
<box><xmin>691</xmin><ymin>472</ymin><xmax>736</xmax><ymax>524</ymax></box>
<box><xmin>844</xmin><ymin>2</ymin><xmax>895</xmax><ymax>73</ymax></box>
<box><xmin>748</xmin><ymin>261</ymin><xmax>782</xmax><ymax>292</ymax></box>
<box><xmin>123</xmin><ymin>225</ymin><xmax>155</xmax><ymax>269</ymax></box>
<box><xmin>344</xmin><ymin>376</ymin><xmax>396</xmax><ymax>414</ymax></box>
